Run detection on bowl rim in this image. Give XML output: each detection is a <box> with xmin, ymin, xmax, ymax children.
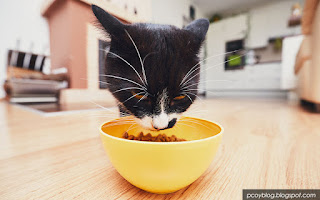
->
<box><xmin>99</xmin><ymin>116</ymin><xmax>224</xmax><ymax>145</ymax></box>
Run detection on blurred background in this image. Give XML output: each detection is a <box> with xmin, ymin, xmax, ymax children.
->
<box><xmin>1</xmin><ymin>1</ymin><xmax>320</xmax><ymax>198</ymax></box>
<box><xmin>0</xmin><ymin>0</ymin><xmax>319</xmax><ymax>112</ymax></box>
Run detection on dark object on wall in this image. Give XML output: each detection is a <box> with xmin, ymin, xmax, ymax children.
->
<box><xmin>209</xmin><ymin>14</ymin><xmax>222</xmax><ymax>23</ymax></box>
<box><xmin>288</xmin><ymin>3</ymin><xmax>302</xmax><ymax>27</ymax></box>
<box><xmin>225</xmin><ymin>39</ymin><xmax>245</xmax><ymax>70</ymax></box>
<box><xmin>183</xmin><ymin>5</ymin><xmax>196</xmax><ymax>27</ymax></box>
<box><xmin>226</xmin><ymin>39</ymin><xmax>244</xmax><ymax>52</ymax></box>
<box><xmin>189</xmin><ymin>6</ymin><xmax>195</xmax><ymax>20</ymax></box>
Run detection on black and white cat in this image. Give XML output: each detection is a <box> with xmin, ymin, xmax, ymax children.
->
<box><xmin>92</xmin><ymin>5</ymin><xmax>209</xmax><ymax>131</ymax></box>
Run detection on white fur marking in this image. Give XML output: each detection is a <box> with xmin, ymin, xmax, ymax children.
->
<box><xmin>136</xmin><ymin>89</ymin><xmax>182</xmax><ymax>130</ymax></box>
<box><xmin>152</xmin><ymin>89</ymin><xmax>169</xmax><ymax>129</ymax></box>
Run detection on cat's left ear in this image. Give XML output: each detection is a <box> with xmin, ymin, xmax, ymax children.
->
<box><xmin>92</xmin><ymin>5</ymin><xmax>125</xmax><ymax>36</ymax></box>
<box><xmin>184</xmin><ymin>19</ymin><xmax>209</xmax><ymax>42</ymax></box>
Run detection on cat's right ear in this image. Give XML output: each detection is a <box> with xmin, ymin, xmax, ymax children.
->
<box><xmin>91</xmin><ymin>5</ymin><xmax>125</xmax><ymax>36</ymax></box>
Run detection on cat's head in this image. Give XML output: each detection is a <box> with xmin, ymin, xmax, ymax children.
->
<box><xmin>92</xmin><ymin>5</ymin><xmax>209</xmax><ymax>130</ymax></box>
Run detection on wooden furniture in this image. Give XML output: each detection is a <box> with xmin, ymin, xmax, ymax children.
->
<box><xmin>5</xmin><ymin>50</ymin><xmax>68</xmax><ymax>103</ymax></box>
<box><xmin>41</xmin><ymin>0</ymin><xmax>140</xmax><ymax>104</ymax></box>
<box><xmin>0</xmin><ymin>98</ymin><xmax>319</xmax><ymax>199</ymax></box>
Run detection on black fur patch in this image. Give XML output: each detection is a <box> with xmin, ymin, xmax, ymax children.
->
<box><xmin>92</xmin><ymin>5</ymin><xmax>209</xmax><ymax>119</ymax></box>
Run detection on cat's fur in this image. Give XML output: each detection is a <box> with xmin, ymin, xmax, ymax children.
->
<box><xmin>92</xmin><ymin>5</ymin><xmax>209</xmax><ymax>130</ymax></box>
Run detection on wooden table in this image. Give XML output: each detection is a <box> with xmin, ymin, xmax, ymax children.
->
<box><xmin>0</xmin><ymin>99</ymin><xmax>319</xmax><ymax>199</ymax></box>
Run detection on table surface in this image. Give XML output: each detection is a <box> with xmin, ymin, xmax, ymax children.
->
<box><xmin>0</xmin><ymin>99</ymin><xmax>319</xmax><ymax>199</ymax></box>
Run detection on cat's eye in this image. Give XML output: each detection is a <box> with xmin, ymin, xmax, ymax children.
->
<box><xmin>173</xmin><ymin>95</ymin><xmax>185</xmax><ymax>100</ymax></box>
<box><xmin>132</xmin><ymin>91</ymin><xmax>148</xmax><ymax>100</ymax></box>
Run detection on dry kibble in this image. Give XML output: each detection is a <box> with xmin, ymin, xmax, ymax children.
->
<box><xmin>172</xmin><ymin>135</ymin><xmax>177</xmax><ymax>141</ymax></box>
<box><xmin>122</xmin><ymin>132</ymin><xmax>187</xmax><ymax>142</ymax></box>
<box><xmin>128</xmin><ymin>135</ymin><xmax>134</xmax><ymax>140</ymax></box>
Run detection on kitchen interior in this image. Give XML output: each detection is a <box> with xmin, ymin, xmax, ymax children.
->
<box><xmin>201</xmin><ymin>0</ymin><xmax>303</xmax><ymax>98</ymax></box>
<box><xmin>1</xmin><ymin>0</ymin><xmax>320</xmax><ymax>199</ymax></box>
<box><xmin>0</xmin><ymin>0</ymin><xmax>307</xmax><ymax>111</ymax></box>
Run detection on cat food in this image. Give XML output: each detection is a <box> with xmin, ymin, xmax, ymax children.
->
<box><xmin>122</xmin><ymin>132</ymin><xmax>187</xmax><ymax>142</ymax></box>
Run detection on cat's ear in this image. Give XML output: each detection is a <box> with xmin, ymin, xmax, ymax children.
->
<box><xmin>184</xmin><ymin>19</ymin><xmax>209</xmax><ymax>42</ymax></box>
<box><xmin>91</xmin><ymin>5</ymin><xmax>125</xmax><ymax>36</ymax></box>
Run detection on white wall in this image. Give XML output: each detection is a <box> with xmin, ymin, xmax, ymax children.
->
<box><xmin>151</xmin><ymin>0</ymin><xmax>206</xmax><ymax>27</ymax></box>
<box><xmin>0</xmin><ymin>0</ymin><xmax>50</xmax><ymax>98</ymax></box>
<box><xmin>247</xmin><ymin>0</ymin><xmax>304</xmax><ymax>48</ymax></box>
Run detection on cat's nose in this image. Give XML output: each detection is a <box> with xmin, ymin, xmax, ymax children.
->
<box><xmin>153</xmin><ymin>118</ymin><xmax>177</xmax><ymax>130</ymax></box>
<box><xmin>152</xmin><ymin>113</ymin><xmax>169</xmax><ymax>130</ymax></box>
<box><xmin>167</xmin><ymin>118</ymin><xmax>177</xmax><ymax>129</ymax></box>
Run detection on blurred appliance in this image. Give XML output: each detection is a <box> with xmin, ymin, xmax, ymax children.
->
<box><xmin>245</xmin><ymin>50</ymin><xmax>257</xmax><ymax>66</ymax></box>
<box><xmin>225</xmin><ymin>39</ymin><xmax>245</xmax><ymax>70</ymax></box>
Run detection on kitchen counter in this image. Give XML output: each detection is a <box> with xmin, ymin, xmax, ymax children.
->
<box><xmin>0</xmin><ymin>99</ymin><xmax>319</xmax><ymax>199</ymax></box>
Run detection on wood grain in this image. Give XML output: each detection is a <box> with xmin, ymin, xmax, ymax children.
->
<box><xmin>0</xmin><ymin>98</ymin><xmax>319</xmax><ymax>199</ymax></box>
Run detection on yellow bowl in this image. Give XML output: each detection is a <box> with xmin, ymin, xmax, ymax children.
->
<box><xmin>100</xmin><ymin>116</ymin><xmax>223</xmax><ymax>194</ymax></box>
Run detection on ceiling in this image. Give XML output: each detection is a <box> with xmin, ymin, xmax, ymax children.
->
<box><xmin>193</xmin><ymin>0</ymin><xmax>276</xmax><ymax>17</ymax></box>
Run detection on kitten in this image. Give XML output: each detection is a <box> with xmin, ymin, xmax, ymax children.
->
<box><xmin>92</xmin><ymin>5</ymin><xmax>209</xmax><ymax>130</ymax></box>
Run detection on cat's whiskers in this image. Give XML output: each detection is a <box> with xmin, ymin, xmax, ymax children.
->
<box><xmin>121</xmin><ymin>91</ymin><xmax>145</xmax><ymax>104</ymax></box>
<box><xmin>180</xmin><ymin>49</ymin><xmax>244</xmax><ymax>86</ymax></box>
<box><xmin>89</xmin><ymin>112</ymin><xmax>129</xmax><ymax>117</ymax></box>
<box><xmin>88</xmin><ymin>100</ymin><xmax>124</xmax><ymax>114</ymax></box>
<box><xmin>105</xmin><ymin>50</ymin><xmax>147</xmax><ymax>87</ymax></box>
<box><xmin>125</xmin><ymin>29</ymin><xmax>148</xmax><ymax>86</ymax></box>
<box><xmin>126</xmin><ymin>123</ymin><xmax>139</xmax><ymax>132</ymax></box>
<box><xmin>179</xmin><ymin>118</ymin><xmax>215</xmax><ymax>131</ymax></box>
<box><xmin>184</xmin><ymin>108</ymin><xmax>209</xmax><ymax>115</ymax></box>
<box><xmin>182</xmin><ymin>89</ymin><xmax>228</xmax><ymax>105</ymax></box>
<box><xmin>181</xmin><ymin>51</ymin><xmax>248</xmax><ymax>88</ymax></box>
<box><xmin>181</xmin><ymin>88</ymin><xmax>230</xmax><ymax>98</ymax></box>
<box><xmin>181</xmin><ymin>92</ymin><xmax>193</xmax><ymax>103</ymax></box>
<box><xmin>80</xmin><ymin>77</ymin><xmax>110</xmax><ymax>86</ymax></box>
<box><xmin>112</xmin><ymin>87</ymin><xmax>145</xmax><ymax>94</ymax></box>
<box><xmin>181</xmin><ymin>79</ymin><xmax>234</xmax><ymax>91</ymax></box>
<box><xmin>87</xmin><ymin>101</ymin><xmax>134</xmax><ymax>118</ymax></box>
<box><xmin>182</xmin><ymin>88</ymin><xmax>214</xmax><ymax>93</ymax></box>
<box><xmin>176</xmin><ymin>122</ymin><xmax>197</xmax><ymax>129</ymax></box>
<box><xmin>94</xmin><ymin>116</ymin><xmax>135</xmax><ymax>122</ymax></box>
<box><xmin>182</xmin><ymin>92</ymin><xmax>203</xmax><ymax>101</ymax></box>
<box><xmin>173</xmin><ymin>124</ymin><xmax>182</xmax><ymax>131</ymax></box>
<box><xmin>180</xmin><ymin>118</ymin><xmax>212</xmax><ymax>128</ymax></box>
<box><xmin>103</xmin><ymin>122</ymin><xmax>136</xmax><ymax>129</ymax></box>
<box><xmin>136</xmin><ymin>93</ymin><xmax>148</xmax><ymax>104</ymax></box>
<box><xmin>100</xmin><ymin>74</ymin><xmax>147</xmax><ymax>91</ymax></box>
<box><xmin>101</xmin><ymin>118</ymin><xmax>136</xmax><ymax>124</ymax></box>
<box><xmin>89</xmin><ymin>111</ymin><xmax>127</xmax><ymax>115</ymax></box>
<box><xmin>142</xmin><ymin>52</ymin><xmax>157</xmax><ymax>65</ymax></box>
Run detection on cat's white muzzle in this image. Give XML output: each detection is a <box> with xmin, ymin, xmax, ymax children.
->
<box><xmin>138</xmin><ymin>113</ymin><xmax>179</xmax><ymax>130</ymax></box>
